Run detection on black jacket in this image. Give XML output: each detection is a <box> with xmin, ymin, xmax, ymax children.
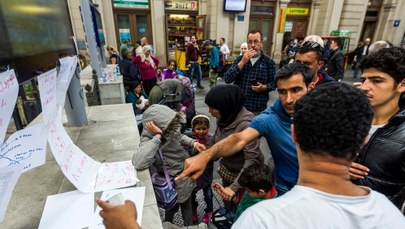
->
<box><xmin>119</xmin><ymin>58</ymin><xmax>139</xmax><ymax>88</ymax></box>
<box><xmin>353</xmin><ymin>108</ymin><xmax>405</xmax><ymax>209</ymax></box>
<box><xmin>327</xmin><ymin>49</ymin><xmax>344</xmax><ymax>80</ymax></box>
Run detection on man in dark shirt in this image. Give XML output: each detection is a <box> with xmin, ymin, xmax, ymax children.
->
<box><xmin>224</xmin><ymin>30</ymin><xmax>276</xmax><ymax>115</ymax></box>
<box><xmin>186</xmin><ymin>35</ymin><xmax>204</xmax><ymax>89</ymax></box>
<box><xmin>326</xmin><ymin>37</ymin><xmax>344</xmax><ymax>81</ymax></box>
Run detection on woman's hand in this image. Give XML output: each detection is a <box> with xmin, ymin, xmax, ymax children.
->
<box><xmin>144</xmin><ymin>121</ymin><xmax>162</xmax><ymax>135</ymax></box>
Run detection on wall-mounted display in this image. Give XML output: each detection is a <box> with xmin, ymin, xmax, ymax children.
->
<box><xmin>224</xmin><ymin>0</ymin><xmax>247</xmax><ymax>12</ymax></box>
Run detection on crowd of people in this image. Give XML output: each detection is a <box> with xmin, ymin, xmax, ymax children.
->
<box><xmin>96</xmin><ymin>32</ymin><xmax>405</xmax><ymax>229</ymax></box>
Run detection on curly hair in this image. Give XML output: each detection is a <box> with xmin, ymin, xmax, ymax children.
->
<box><xmin>293</xmin><ymin>83</ymin><xmax>373</xmax><ymax>160</ymax></box>
<box><xmin>360</xmin><ymin>46</ymin><xmax>405</xmax><ymax>85</ymax></box>
<box><xmin>275</xmin><ymin>62</ymin><xmax>313</xmax><ymax>87</ymax></box>
<box><xmin>238</xmin><ymin>163</ymin><xmax>274</xmax><ymax>193</ymax></box>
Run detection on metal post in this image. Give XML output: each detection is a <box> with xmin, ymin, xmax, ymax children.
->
<box><xmin>64</xmin><ymin>64</ymin><xmax>88</xmax><ymax>126</ymax></box>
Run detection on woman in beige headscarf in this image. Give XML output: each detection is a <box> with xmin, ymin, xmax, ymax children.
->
<box><xmin>132</xmin><ymin>46</ymin><xmax>160</xmax><ymax>95</ymax></box>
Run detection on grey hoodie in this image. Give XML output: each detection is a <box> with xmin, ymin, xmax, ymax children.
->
<box><xmin>132</xmin><ymin>104</ymin><xmax>196</xmax><ymax>203</ymax></box>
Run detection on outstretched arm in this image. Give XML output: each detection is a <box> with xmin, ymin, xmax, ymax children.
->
<box><xmin>176</xmin><ymin>127</ymin><xmax>260</xmax><ymax>180</ymax></box>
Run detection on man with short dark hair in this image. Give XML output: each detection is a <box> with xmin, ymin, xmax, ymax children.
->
<box><xmin>224</xmin><ymin>30</ymin><xmax>276</xmax><ymax>114</ymax></box>
<box><xmin>295</xmin><ymin>41</ymin><xmax>335</xmax><ymax>85</ymax></box>
<box><xmin>177</xmin><ymin>63</ymin><xmax>314</xmax><ymax>196</ymax></box>
<box><xmin>186</xmin><ymin>35</ymin><xmax>203</xmax><ymax>89</ymax></box>
<box><xmin>233</xmin><ymin>82</ymin><xmax>405</xmax><ymax>228</ymax></box>
<box><xmin>350</xmin><ymin>47</ymin><xmax>405</xmax><ymax>211</ymax></box>
<box><xmin>326</xmin><ymin>37</ymin><xmax>344</xmax><ymax>81</ymax></box>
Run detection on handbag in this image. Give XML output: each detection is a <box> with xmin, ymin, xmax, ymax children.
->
<box><xmin>151</xmin><ymin>149</ymin><xmax>178</xmax><ymax>210</ymax></box>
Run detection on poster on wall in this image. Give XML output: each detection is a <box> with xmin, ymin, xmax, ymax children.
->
<box><xmin>113</xmin><ymin>0</ymin><xmax>149</xmax><ymax>9</ymax></box>
<box><xmin>119</xmin><ymin>29</ymin><xmax>131</xmax><ymax>42</ymax></box>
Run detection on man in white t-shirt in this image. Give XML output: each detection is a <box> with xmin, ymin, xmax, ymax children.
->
<box><xmin>219</xmin><ymin>37</ymin><xmax>230</xmax><ymax>64</ymax></box>
<box><xmin>233</xmin><ymin>83</ymin><xmax>405</xmax><ymax>228</ymax></box>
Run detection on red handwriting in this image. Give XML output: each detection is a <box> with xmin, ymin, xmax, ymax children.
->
<box><xmin>0</xmin><ymin>74</ymin><xmax>16</xmax><ymax>93</ymax></box>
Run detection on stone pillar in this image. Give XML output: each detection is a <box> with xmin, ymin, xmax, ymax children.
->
<box><xmin>375</xmin><ymin>0</ymin><xmax>405</xmax><ymax>46</ymax></box>
<box><xmin>273</xmin><ymin>0</ymin><xmax>290</xmax><ymax>64</ymax></box>
<box><xmin>150</xmin><ymin>0</ymin><xmax>166</xmax><ymax>66</ymax></box>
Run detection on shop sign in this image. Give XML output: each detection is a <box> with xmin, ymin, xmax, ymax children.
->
<box><xmin>278</xmin><ymin>8</ymin><xmax>287</xmax><ymax>33</ymax></box>
<box><xmin>286</xmin><ymin>8</ymin><xmax>309</xmax><ymax>16</ymax></box>
<box><xmin>165</xmin><ymin>0</ymin><xmax>198</xmax><ymax>11</ymax></box>
<box><xmin>330</xmin><ymin>30</ymin><xmax>350</xmax><ymax>36</ymax></box>
<box><xmin>113</xmin><ymin>0</ymin><xmax>149</xmax><ymax>9</ymax></box>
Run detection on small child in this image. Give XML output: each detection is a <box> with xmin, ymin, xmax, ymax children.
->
<box><xmin>234</xmin><ymin>163</ymin><xmax>277</xmax><ymax>222</ymax></box>
<box><xmin>186</xmin><ymin>114</ymin><xmax>214</xmax><ymax>224</ymax></box>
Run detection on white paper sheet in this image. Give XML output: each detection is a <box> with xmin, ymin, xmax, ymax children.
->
<box><xmin>0</xmin><ymin>163</ymin><xmax>23</xmax><ymax>223</ymax></box>
<box><xmin>91</xmin><ymin>187</ymin><xmax>146</xmax><ymax>229</ymax></box>
<box><xmin>0</xmin><ymin>69</ymin><xmax>19</xmax><ymax>143</ymax></box>
<box><xmin>0</xmin><ymin>124</ymin><xmax>47</xmax><ymax>172</ymax></box>
<box><xmin>94</xmin><ymin>160</ymin><xmax>138</xmax><ymax>192</ymax></box>
<box><xmin>38</xmin><ymin>190</ymin><xmax>94</xmax><ymax>229</ymax></box>
<box><xmin>47</xmin><ymin>116</ymin><xmax>138</xmax><ymax>193</ymax></box>
<box><xmin>47</xmin><ymin>117</ymin><xmax>73</xmax><ymax>163</ymax></box>
<box><xmin>37</xmin><ymin>69</ymin><xmax>58</xmax><ymax>125</ymax></box>
<box><xmin>57</xmin><ymin>56</ymin><xmax>78</xmax><ymax>107</ymax></box>
<box><xmin>59</xmin><ymin>144</ymin><xmax>101</xmax><ymax>193</ymax></box>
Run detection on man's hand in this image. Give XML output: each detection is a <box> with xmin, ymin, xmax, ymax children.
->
<box><xmin>175</xmin><ymin>153</ymin><xmax>210</xmax><ymax>181</ymax></box>
<box><xmin>97</xmin><ymin>199</ymin><xmax>140</xmax><ymax>229</ymax></box>
<box><xmin>213</xmin><ymin>182</ymin><xmax>235</xmax><ymax>201</ymax></box>
<box><xmin>251</xmin><ymin>82</ymin><xmax>266</xmax><ymax>93</ymax></box>
<box><xmin>238</xmin><ymin>49</ymin><xmax>257</xmax><ymax>69</ymax></box>
<box><xmin>349</xmin><ymin>162</ymin><xmax>369</xmax><ymax>180</ymax></box>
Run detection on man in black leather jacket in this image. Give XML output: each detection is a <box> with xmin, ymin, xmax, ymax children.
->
<box><xmin>350</xmin><ymin>47</ymin><xmax>405</xmax><ymax>211</ymax></box>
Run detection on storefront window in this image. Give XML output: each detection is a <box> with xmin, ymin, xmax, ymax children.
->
<box><xmin>136</xmin><ymin>15</ymin><xmax>149</xmax><ymax>40</ymax></box>
<box><xmin>117</xmin><ymin>15</ymin><xmax>131</xmax><ymax>44</ymax></box>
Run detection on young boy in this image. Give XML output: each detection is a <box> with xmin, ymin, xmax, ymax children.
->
<box><xmin>234</xmin><ymin>163</ymin><xmax>277</xmax><ymax>221</ymax></box>
<box><xmin>186</xmin><ymin>114</ymin><xmax>214</xmax><ymax>224</ymax></box>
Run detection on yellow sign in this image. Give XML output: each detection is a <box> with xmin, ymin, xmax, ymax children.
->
<box><xmin>286</xmin><ymin>8</ymin><xmax>309</xmax><ymax>16</ymax></box>
<box><xmin>278</xmin><ymin>8</ymin><xmax>286</xmax><ymax>33</ymax></box>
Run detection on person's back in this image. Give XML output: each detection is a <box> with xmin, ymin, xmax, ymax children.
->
<box><xmin>235</xmin><ymin>185</ymin><xmax>404</xmax><ymax>228</ymax></box>
<box><xmin>233</xmin><ymin>83</ymin><xmax>405</xmax><ymax>228</ymax></box>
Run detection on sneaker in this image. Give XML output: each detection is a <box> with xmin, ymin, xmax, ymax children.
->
<box><xmin>197</xmin><ymin>85</ymin><xmax>205</xmax><ymax>89</ymax></box>
<box><xmin>202</xmin><ymin>211</ymin><xmax>213</xmax><ymax>224</ymax></box>
<box><xmin>192</xmin><ymin>210</ymin><xmax>198</xmax><ymax>223</ymax></box>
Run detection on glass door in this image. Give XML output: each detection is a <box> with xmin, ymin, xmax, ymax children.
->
<box><xmin>114</xmin><ymin>12</ymin><xmax>152</xmax><ymax>51</ymax></box>
<box><xmin>249</xmin><ymin>17</ymin><xmax>274</xmax><ymax>55</ymax></box>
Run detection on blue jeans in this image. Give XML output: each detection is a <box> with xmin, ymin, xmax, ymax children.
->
<box><xmin>189</xmin><ymin>63</ymin><xmax>202</xmax><ymax>86</ymax></box>
<box><xmin>353</xmin><ymin>61</ymin><xmax>362</xmax><ymax>78</ymax></box>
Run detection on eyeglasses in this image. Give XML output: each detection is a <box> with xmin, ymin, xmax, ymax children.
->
<box><xmin>302</xmin><ymin>41</ymin><xmax>323</xmax><ymax>52</ymax></box>
<box><xmin>247</xmin><ymin>40</ymin><xmax>262</xmax><ymax>45</ymax></box>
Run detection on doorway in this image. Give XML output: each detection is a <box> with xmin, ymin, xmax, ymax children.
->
<box><xmin>114</xmin><ymin>12</ymin><xmax>152</xmax><ymax>50</ymax></box>
<box><xmin>249</xmin><ymin>17</ymin><xmax>274</xmax><ymax>55</ymax></box>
